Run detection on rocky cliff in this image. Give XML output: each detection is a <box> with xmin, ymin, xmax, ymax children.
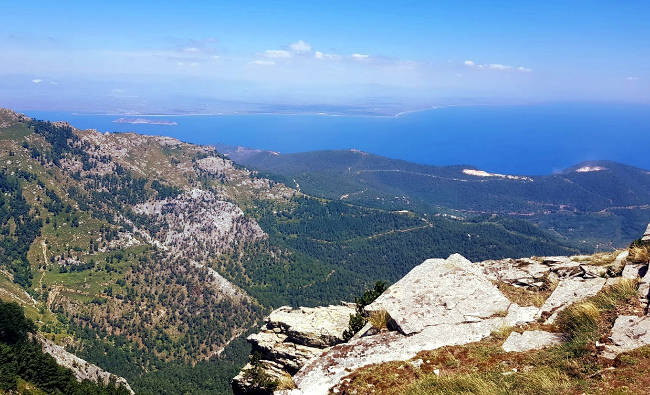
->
<box><xmin>233</xmin><ymin>225</ymin><xmax>650</xmax><ymax>394</ymax></box>
<box><xmin>38</xmin><ymin>335</ymin><xmax>134</xmax><ymax>394</ymax></box>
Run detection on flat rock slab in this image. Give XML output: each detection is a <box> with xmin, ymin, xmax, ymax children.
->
<box><xmin>479</xmin><ymin>258</ymin><xmax>549</xmax><ymax>284</ymax></box>
<box><xmin>539</xmin><ymin>277</ymin><xmax>606</xmax><ymax>323</ymax></box>
<box><xmin>502</xmin><ymin>330</ymin><xmax>564</xmax><ymax>352</ymax></box>
<box><xmin>602</xmin><ymin>315</ymin><xmax>650</xmax><ymax>358</ymax></box>
<box><xmin>267</xmin><ymin>305</ymin><xmax>355</xmax><ymax>348</ymax></box>
<box><xmin>505</xmin><ymin>305</ymin><xmax>540</xmax><ymax>326</ymax></box>
<box><xmin>292</xmin><ymin>317</ymin><xmax>507</xmax><ymax>395</ymax></box>
<box><xmin>580</xmin><ymin>265</ymin><xmax>608</xmax><ymax>278</ymax></box>
<box><xmin>622</xmin><ymin>264</ymin><xmax>645</xmax><ymax>280</ymax></box>
<box><xmin>365</xmin><ymin>254</ymin><xmax>512</xmax><ymax>335</ymax></box>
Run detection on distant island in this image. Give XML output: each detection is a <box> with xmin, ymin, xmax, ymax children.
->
<box><xmin>112</xmin><ymin>117</ymin><xmax>178</xmax><ymax>126</ymax></box>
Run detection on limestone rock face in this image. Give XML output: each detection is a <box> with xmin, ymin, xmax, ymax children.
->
<box><xmin>266</xmin><ymin>305</ymin><xmax>355</xmax><ymax>348</ymax></box>
<box><xmin>502</xmin><ymin>330</ymin><xmax>564</xmax><ymax>352</ymax></box>
<box><xmin>285</xmin><ymin>254</ymin><xmax>534</xmax><ymax>395</ymax></box>
<box><xmin>231</xmin><ymin>304</ymin><xmax>354</xmax><ymax>394</ymax></box>
<box><xmin>643</xmin><ymin>223</ymin><xmax>650</xmax><ymax>241</ymax></box>
<box><xmin>538</xmin><ymin>277</ymin><xmax>606</xmax><ymax>323</ymax></box>
<box><xmin>247</xmin><ymin>330</ymin><xmax>324</xmax><ymax>373</ymax></box>
<box><xmin>602</xmin><ymin>315</ymin><xmax>650</xmax><ymax>358</ymax></box>
<box><xmin>365</xmin><ymin>254</ymin><xmax>512</xmax><ymax>335</ymax></box>
<box><xmin>38</xmin><ymin>336</ymin><xmax>134</xmax><ymax>394</ymax></box>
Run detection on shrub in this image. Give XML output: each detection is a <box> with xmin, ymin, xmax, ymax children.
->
<box><xmin>343</xmin><ymin>281</ymin><xmax>387</xmax><ymax>340</ymax></box>
<box><xmin>243</xmin><ymin>351</ymin><xmax>279</xmax><ymax>392</ymax></box>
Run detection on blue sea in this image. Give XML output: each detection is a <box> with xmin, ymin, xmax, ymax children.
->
<box><xmin>22</xmin><ymin>102</ymin><xmax>650</xmax><ymax>175</ymax></box>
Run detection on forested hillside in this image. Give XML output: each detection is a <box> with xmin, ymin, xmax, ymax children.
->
<box><xmin>0</xmin><ymin>109</ymin><xmax>581</xmax><ymax>393</ymax></box>
<box><xmin>223</xmin><ymin>147</ymin><xmax>650</xmax><ymax>249</ymax></box>
<box><xmin>0</xmin><ymin>299</ymin><xmax>130</xmax><ymax>394</ymax></box>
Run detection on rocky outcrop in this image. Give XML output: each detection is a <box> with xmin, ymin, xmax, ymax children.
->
<box><xmin>265</xmin><ymin>305</ymin><xmax>356</xmax><ymax>348</ymax></box>
<box><xmin>38</xmin><ymin>336</ymin><xmax>134</xmax><ymax>394</ymax></box>
<box><xmin>364</xmin><ymin>254</ymin><xmax>512</xmax><ymax>334</ymax></box>
<box><xmin>502</xmin><ymin>330</ymin><xmax>564</xmax><ymax>352</ymax></box>
<box><xmin>269</xmin><ymin>254</ymin><xmax>539</xmax><ymax>394</ymax></box>
<box><xmin>233</xmin><ymin>228</ymin><xmax>650</xmax><ymax>395</ymax></box>
<box><xmin>231</xmin><ymin>304</ymin><xmax>354</xmax><ymax>393</ymax></box>
<box><xmin>132</xmin><ymin>188</ymin><xmax>266</xmax><ymax>261</ymax></box>
<box><xmin>643</xmin><ymin>223</ymin><xmax>650</xmax><ymax>241</ymax></box>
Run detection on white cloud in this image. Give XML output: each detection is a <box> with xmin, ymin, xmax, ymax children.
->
<box><xmin>183</xmin><ymin>47</ymin><xmax>200</xmax><ymax>53</ymax></box>
<box><xmin>290</xmin><ymin>40</ymin><xmax>312</xmax><ymax>53</ymax></box>
<box><xmin>314</xmin><ymin>51</ymin><xmax>339</xmax><ymax>60</ymax></box>
<box><xmin>351</xmin><ymin>53</ymin><xmax>369</xmax><ymax>60</ymax></box>
<box><xmin>31</xmin><ymin>79</ymin><xmax>43</xmax><ymax>83</ymax></box>
<box><xmin>250</xmin><ymin>60</ymin><xmax>275</xmax><ymax>66</ymax></box>
<box><xmin>626</xmin><ymin>76</ymin><xmax>639</xmax><ymax>81</ymax></box>
<box><xmin>177</xmin><ymin>61</ymin><xmax>199</xmax><ymax>67</ymax></box>
<box><xmin>488</xmin><ymin>63</ymin><xmax>511</xmax><ymax>71</ymax></box>
<box><xmin>264</xmin><ymin>49</ymin><xmax>292</xmax><ymax>58</ymax></box>
<box><xmin>464</xmin><ymin>60</ymin><xmax>531</xmax><ymax>72</ymax></box>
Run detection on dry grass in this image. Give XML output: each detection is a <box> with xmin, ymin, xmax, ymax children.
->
<box><xmin>497</xmin><ymin>282</ymin><xmax>551</xmax><ymax>307</ymax></box>
<box><xmin>276</xmin><ymin>372</ymin><xmax>296</xmax><ymax>390</ymax></box>
<box><xmin>555</xmin><ymin>301</ymin><xmax>600</xmax><ymax>341</ymax></box>
<box><xmin>406</xmin><ymin>366</ymin><xmax>572</xmax><ymax>395</ymax></box>
<box><xmin>368</xmin><ymin>309</ymin><xmax>391</xmax><ymax>330</ymax></box>
<box><xmin>491</xmin><ymin>325</ymin><xmax>514</xmax><ymax>341</ymax></box>
<box><xmin>572</xmin><ymin>251</ymin><xmax>619</xmax><ymax>266</ymax></box>
<box><xmin>629</xmin><ymin>245</ymin><xmax>650</xmax><ymax>263</ymax></box>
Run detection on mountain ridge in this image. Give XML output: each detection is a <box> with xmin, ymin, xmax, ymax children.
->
<box><xmin>219</xmin><ymin>146</ymin><xmax>650</xmax><ymax>249</ymax></box>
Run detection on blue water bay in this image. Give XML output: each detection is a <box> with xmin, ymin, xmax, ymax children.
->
<box><xmin>24</xmin><ymin>103</ymin><xmax>650</xmax><ymax>175</ymax></box>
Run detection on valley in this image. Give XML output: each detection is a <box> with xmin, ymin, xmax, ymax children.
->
<box><xmin>0</xmin><ymin>108</ymin><xmax>646</xmax><ymax>393</ymax></box>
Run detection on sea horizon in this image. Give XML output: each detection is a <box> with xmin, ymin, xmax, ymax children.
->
<box><xmin>19</xmin><ymin>102</ymin><xmax>650</xmax><ymax>176</ymax></box>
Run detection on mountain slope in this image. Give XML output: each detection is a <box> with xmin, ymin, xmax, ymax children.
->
<box><xmin>0</xmin><ymin>109</ymin><xmax>582</xmax><ymax>393</ymax></box>
<box><xmin>222</xmin><ymin>147</ymin><xmax>650</xmax><ymax>249</ymax></box>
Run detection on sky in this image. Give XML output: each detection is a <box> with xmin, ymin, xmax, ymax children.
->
<box><xmin>1</xmin><ymin>1</ymin><xmax>649</xmax><ymax>113</ymax></box>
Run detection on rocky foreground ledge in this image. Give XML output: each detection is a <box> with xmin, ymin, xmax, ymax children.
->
<box><xmin>233</xmin><ymin>226</ymin><xmax>650</xmax><ymax>395</ymax></box>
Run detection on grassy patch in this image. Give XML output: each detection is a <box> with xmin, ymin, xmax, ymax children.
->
<box><xmin>0</xmin><ymin>123</ymin><xmax>31</xmax><ymax>140</ymax></box>
<box><xmin>406</xmin><ymin>366</ymin><xmax>572</xmax><ymax>395</ymax></box>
